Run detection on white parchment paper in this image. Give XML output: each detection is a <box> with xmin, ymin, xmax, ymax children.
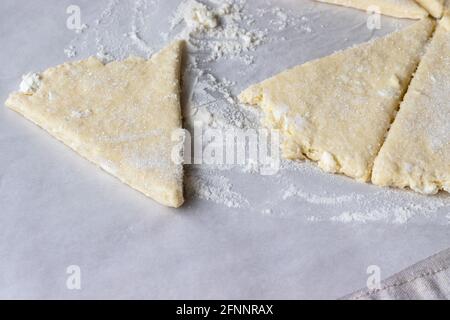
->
<box><xmin>0</xmin><ymin>0</ymin><xmax>449</xmax><ymax>299</ymax></box>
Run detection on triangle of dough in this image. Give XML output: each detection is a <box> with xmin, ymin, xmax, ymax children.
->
<box><xmin>415</xmin><ymin>0</ymin><xmax>444</xmax><ymax>18</ymax></box>
<box><xmin>239</xmin><ymin>18</ymin><xmax>435</xmax><ymax>182</ymax></box>
<box><xmin>315</xmin><ymin>0</ymin><xmax>428</xmax><ymax>19</ymax></box>
<box><xmin>5</xmin><ymin>41</ymin><xmax>185</xmax><ymax>208</ymax></box>
<box><xmin>372</xmin><ymin>17</ymin><xmax>450</xmax><ymax>194</ymax></box>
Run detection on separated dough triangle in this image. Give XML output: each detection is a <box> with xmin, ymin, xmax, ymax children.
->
<box><xmin>372</xmin><ymin>16</ymin><xmax>450</xmax><ymax>194</ymax></box>
<box><xmin>239</xmin><ymin>18</ymin><xmax>435</xmax><ymax>182</ymax></box>
<box><xmin>315</xmin><ymin>0</ymin><xmax>428</xmax><ymax>19</ymax></box>
<box><xmin>5</xmin><ymin>41</ymin><xmax>185</xmax><ymax>208</ymax></box>
<box><xmin>415</xmin><ymin>0</ymin><xmax>444</xmax><ymax>18</ymax></box>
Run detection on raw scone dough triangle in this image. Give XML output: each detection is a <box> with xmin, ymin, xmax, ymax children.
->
<box><xmin>239</xmin><ymin>18</ymin><xmax>435</xmax><ymax>182</ymax></box>
<box><xmin>372</xmin><ymin>16</ymin><xmax>450</xmax><ymax>194</ymax></box>
<box><xmin>5</xmin><ymin>41</ymin><xmax>185</xmax><ymax>208</ymax></box>
<box><xmin>315</xmin><ymin>0</ymin><xmax>428</xmax><ymax>19</ymax></box>
<box><xmin>415</xmin><ymin>0</ymin><xmax>444</xmax><ymax>18</ymax></box>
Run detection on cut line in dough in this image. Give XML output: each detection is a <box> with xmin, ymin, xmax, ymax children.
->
<box><xmin>415</xmin><ymin>0</ymin><xmax>445</xmax><ymax>18</ymax></box>
<box><xmin>5</xmin><ymin>41</ymin><xmax>185</xmax><ymax>208</ymax></box>
<box><xmin>315</xmin><ymin>0</ymin><xmax>429</xmax><ymax>19</ymax></box>
<box><xmin>239</xmin><ymin>18</ymin><xmax>435</xmax><ymax>182</ymax></box>
<box><xmin>372</xmin><ymin>17</ymin><xmax>450</xmax><ymax>194</ymax></box>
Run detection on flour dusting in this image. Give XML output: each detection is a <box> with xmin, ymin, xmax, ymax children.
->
<box><xmin>60</xmin><ymin>0</ymin><xmax>450</xmax><ymax>222</ymax></box>
<box><xmin>186</xmin><ymin>171</ymin><xmax>248</xmax><ymax>208</ymax></box>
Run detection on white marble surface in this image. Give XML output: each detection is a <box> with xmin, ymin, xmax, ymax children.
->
<box><xmin>0</xmin><ymin>0</ymin><xmax>449</xmax><ymax>299</ymax></box>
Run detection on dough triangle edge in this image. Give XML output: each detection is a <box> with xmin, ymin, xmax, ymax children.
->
<box><xmin>5</xmin><ymin>40</ymin><xmax>185</xmax><ymax>208</ymax></box>
<box><xmin>415</xmin><ymin>0</ymin><xmax>445</xmax><ymax>18</ymax></box>
<box><xmin>239</xmin><ymin>18</ymin><xmax>435</xmax><ymax>183</ymax></box>
<box><xmin>371</xmin><ymin>18</ymin><xmax>450</xmax><ymax>194</ymax></box>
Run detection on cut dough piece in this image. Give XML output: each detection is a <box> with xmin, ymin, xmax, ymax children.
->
<box><xmin>5</xmin><ymin>41</ymin><xmax>185</xmax><ymax>208</ymax></box>
<box><xmin>239</xmin><ymin>18</ymin><xmax>435</xmax><ymax>182</ymax></box>
<box><xmin>415</xmin><ymin>0</ymin><xmax>444</xmax><ymax>18</ymax></box>
<box><xmin>372</xmin><ymin>17</ymin><xmax>450</xmax><ymax>194</ymax></box>
<box><xmin>315</xmin><ymin>0</ymin><xmax>429</xmax><ymax>19</ymax></box>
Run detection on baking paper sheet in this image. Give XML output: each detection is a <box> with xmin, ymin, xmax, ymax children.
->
<box><xmin>0</xmin><ymin>0</ymin><xmax>449</xmax><ymax>299</ymax></box>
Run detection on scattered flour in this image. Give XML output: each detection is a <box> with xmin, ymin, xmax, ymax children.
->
<box><xmin>283</xmin><ymin>181</ymin><xmax>449</xmax><ymax>225</ymax></box>
<box><xmin>330</xmin><ymin>207</ymin><xmax>415</xmax><ymax>225</ymax></box>
<box><xmin>171</xmin><ymin>0</ymin><xmax>219</xmax><ymax>31</ymax></box>
<box><xmin>282</xmin><ymin>184</ymin><xmax>363</xmax><ymax>205</ymax></box>
<box><xmin>96</xmin><ymin>45</ymin><xmax>114</xmax><ymax>63</ymax></box>
<box><xmin>170</xmin><ymin>0</ymin><xmax>268</xmax><ymax>64</ymax></box>
<box><xmin>125</xmin><ymin>27</ymin><xmax>154</xmax><ymax>56</ymax></box>
<box><xmin>64</xmin><ymin>45</ymin><xmax>77</xmax><ymax>58</ymax></box>
<box><xmin>75</xmin><ymin>23</ymin><xmax>89</xmax><ymax>34</ymax></box>
<box><xmin>19</xmin><ymin>73</ymin><xmax>41</xmax><ymax>94</ymax></box>
<box><xmin>186</xmin><ymin>171</ymin><xmax>248</xmax><ymax>208</ymax></box>
<box><xmin>184</xmin><ymin>69</ymin><xmax>259</xmax><ymax>130</ymax></box>
<box><xmin>60</xmin><ymin>0</ymin><xmax>450</xmax><ymax>222</ymax></box>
